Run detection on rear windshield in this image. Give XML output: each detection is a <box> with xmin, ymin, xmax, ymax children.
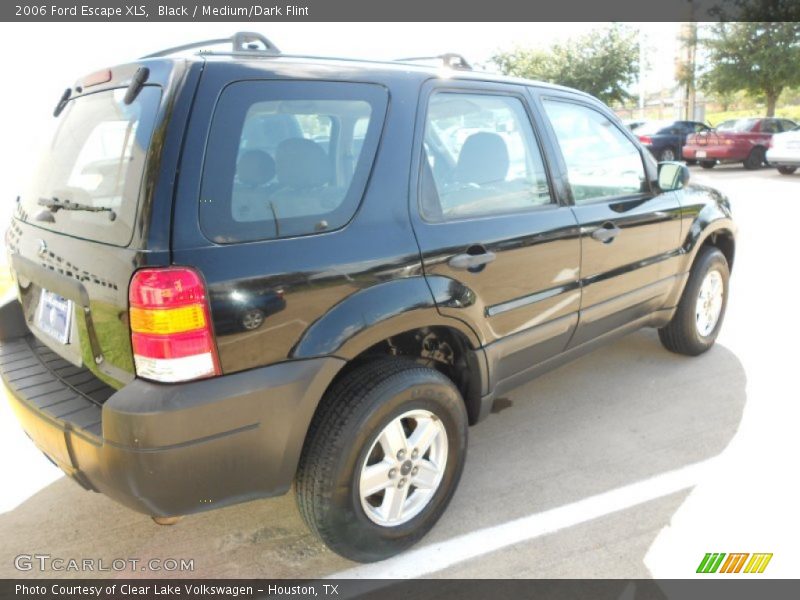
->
<box><xmin>717</xmin><ymin>119</ymin><xmax>757</xmax><ymax>132</ymax></box>
<box><xmin>17</xmin><ymin>86</ymin><xmax>161</xmax><ymax>246</ymax></box>
<box><xmin>199</xmin><ymin>81</ymin><xmax>388</xmax><ymax>244</ymax></box>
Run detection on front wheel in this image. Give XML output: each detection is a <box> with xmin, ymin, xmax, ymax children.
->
<box><xmin>658</xmin><ymin>246</ymin><xmax>730</xmax><ymax>356</ymax></box>
<box><xmin>777</xmin><ymin>165</ymin><xmax>797</xmax><ymax>175</ymax></box>
<box><xmin>295</xmin><ymin>358</ymin><xmax>468</xmax><ymax>562</ymax></box>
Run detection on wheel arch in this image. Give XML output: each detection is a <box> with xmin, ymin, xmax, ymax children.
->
<box><xmin>292</xmin><ymin>278</ymin><xmax>489</xmax><ymax>425</ymax></box>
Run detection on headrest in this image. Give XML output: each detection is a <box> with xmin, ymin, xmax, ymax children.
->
<box><xmin>455</xmin><ymin>132</ymin><xmax>509</xmax><ymax>185</ymax></box>
<box><xmin>236</xmin><ymin>150</ymin><xmax>275</xmax><ymax>187</ymax></box>
<box><xmin>276</xmin><ymin>138</ymin><xmax>330</xmax><ymax>189</ymax></box>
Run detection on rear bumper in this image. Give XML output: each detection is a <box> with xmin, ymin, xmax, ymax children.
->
<box><xmin>766</xmin><ymin>149</ymin><xmax>800</xmax><ymax>166</ymax></box>
<box><xmin>0</xmin><ymin>299</ymin><xmax>343</xmax><ymax>517</ymax></box>
<box><xmin>683</xmin><ymin>145</ymin><xmax>747</xmax><ymax>162</ymax></box>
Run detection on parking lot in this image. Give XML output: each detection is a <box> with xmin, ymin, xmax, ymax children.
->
<box><xmin>1</xmin><ymin>165</ymin><xmax>797</xmax><ymax>579</ymax></box>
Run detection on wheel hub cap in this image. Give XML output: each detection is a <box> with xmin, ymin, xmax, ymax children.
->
<box><xmin>359</xmin><ymin>409</ymin><xmax>448</xmax><ymax>527</ymax></box>
<box><xmin>695</xmin><ymin>269</ymin><xmax>724</xmax><ymax>337</ymax></box>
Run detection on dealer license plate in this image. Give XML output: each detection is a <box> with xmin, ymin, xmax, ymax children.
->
<box><xmin>696</xmin><ymin>150</ymin><xmax>707</xmax><ymax>158</ymax></box>
<box><xmin>35</xmin><ymin>289</ymin><xmax>73</xmax><ymax>344</ymax></box>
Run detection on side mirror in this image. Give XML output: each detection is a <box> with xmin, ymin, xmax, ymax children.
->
<box><xmin>658</xmin><ymin>162</ymin><xmax>690</xmax><ymax>191</ymax></box>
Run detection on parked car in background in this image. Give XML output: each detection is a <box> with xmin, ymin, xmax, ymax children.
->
<box><xmin>683</xmin><ymin>117</ymin><xmax>798</xmax><ymax>170</ymax></box>
<box><xmin>635</xmin><ymin>120</ymin><xmax>711</xmax><ymax>162</ymax></box>
<box><xmin>766</xmin><ymin>125</ymin><xmax>800</xmax><ymax>175</ymax></box>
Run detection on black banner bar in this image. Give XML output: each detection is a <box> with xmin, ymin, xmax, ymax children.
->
<box><xmin>4</xmin><ymin>0</ymin><xmax>800</xmax><ymax>22</ymax></box>
<box><xmin>3</xmin><ymin>580</ymin><xmax>800</xmax><ymax>600</ymax></box>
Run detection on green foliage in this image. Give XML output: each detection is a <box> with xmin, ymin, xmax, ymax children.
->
<box><xmin>700</xmin><ymin>22</ymin><xmax>800</xmax><ymax>116</ymax></box>
<box><xmin>491</xmin><ymin>25</ymin><xmax>639</xmax><ymax>106</ymax></box>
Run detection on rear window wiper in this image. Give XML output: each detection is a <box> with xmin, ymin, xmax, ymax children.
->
<box><xmin>37</xmin><ymin>197</ymin><xmax>117</xmax><ymax>221</ymax></box>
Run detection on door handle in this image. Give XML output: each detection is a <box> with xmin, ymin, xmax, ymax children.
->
<box><xmin>448</xmin><ymin>250</ymin><xmax>496</xmax><ymax>271</ymax></box>
<box><xmin>591</xmin><ymin>223</ymin><xmax>621</xmax><ymax>244</ymax></box>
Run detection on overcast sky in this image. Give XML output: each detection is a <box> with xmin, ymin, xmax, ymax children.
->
<box><xmin>0</xmin><ymin>22</ymin><xmax>680</xmax><ymax>228</ymax></box>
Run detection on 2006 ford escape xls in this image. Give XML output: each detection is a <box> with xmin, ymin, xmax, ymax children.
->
<box><xmin>0</xmin><ymin>33</ymin><xmax>736</xmax><ymax>562</ymax></box>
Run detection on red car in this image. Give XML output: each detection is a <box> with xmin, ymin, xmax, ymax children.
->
<box><xmin>683</xmin><ymin>117</ymin><xmax>798</xmax><ymax>170</ymax></box>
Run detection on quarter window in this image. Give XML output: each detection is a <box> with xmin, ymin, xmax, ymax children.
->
<box><xmin>420</xmin><ymin>92</ymin><xmax>552</xmax><ymax>221</ymax></box>
<box><xmin>542</xmin><ymin>100</ymin><xmax>647</xmax><ymax>205</ymax></box>
<box><xmin>199</xmin><ymin>81</ymin><xmax>387</xmax><ymax>243</ymax></box>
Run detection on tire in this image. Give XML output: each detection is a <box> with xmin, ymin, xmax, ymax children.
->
<box><xmin>658</xmin><ymin>246</ymin><xmax>730</xmax><ymax>356</ymax></box>
<box><xmin>777</xmin><ymin>165</ymin><xmax>797</xmax><ymax>175</ymax></box>
<box><xmin>700</xmin><ymin>160</ymin><xmax>716</xmax><ymax>169</ymax></box>
<box><xmin>685</xmin><ymin>159</ymin><xmax>698</xmax><ymax>166</ymax></box>
<box><xmin>295</xmin><ymin>358</ymin><xmax>468</xmax><ymax>562</ymax></box>
<box><xmin>658</xmin><ymin>147</ymin><xmax>677</xmax><ymax>162</ymax></box>
<box><xmin>743</xmin><ymin>147</ymin><xmax>766</xmax><ymax>170</ymax></box>
<box><xmin>240</xmin><ymin>309</ymin><xmax>264</xmax><ymax>330</ymax></box>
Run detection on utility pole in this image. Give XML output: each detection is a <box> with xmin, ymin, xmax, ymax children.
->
<box><xmin>678</xmin><ymin>0</ymin><xmax>698</xmax><ymax>120</ymax></box>
<box><xmin>639</xmin><ymin>27</ymin><xmax>646</xmax><ymax>119</ymax></box>
<box><xmin>684</xmin><ymin>22</ymin><xmax>698</xmax><ymax>120</ymax></box>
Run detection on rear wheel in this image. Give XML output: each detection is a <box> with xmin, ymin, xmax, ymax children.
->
<box><xmin>658</xmin><ymin>246</ymin><xmax>729</xmax><ymax>356</ymax></box>
<box><xmin>744</xmin><ymin>147</ymin><xmax>766</xmax><ymax>170</ymax></box>
<box><xmin>777</xmin><ymin>165</ymin><xmax>797</xmax><ymax>175</ymax></box>
<box><xmin>658</xmin><ymin>147</ymin><xmax>677</xmax><ymax>162</ymax></box>
<box><xmin>700</xmin><ymin>160</ymin><xmax>716</xmax><ymax>169</ymax></box>
<box><xmin>295</xmin><ymin>358</ymin><xmax>468</xmax><ymax>562</ymax></box>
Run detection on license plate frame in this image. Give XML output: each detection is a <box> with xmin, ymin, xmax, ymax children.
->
<box><xmin>35</xmin><ymin>289</ymin><xmax>73</xmax><ymax>345</ymax></box>
<box><xmin>696</xmin><ymin>150</ymin><xmax>707</xmax><ymax>158</ymax></box>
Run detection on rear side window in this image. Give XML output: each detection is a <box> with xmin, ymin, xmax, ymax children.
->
<box><xmin>420</xmin><ymin>92</ymin><xmax>552</xmax><ymax>221</ymax></box>
<box><xmin>199</xmin><ymin>81</ymin><xmax>387</xmax><ymax>243</ymax></box>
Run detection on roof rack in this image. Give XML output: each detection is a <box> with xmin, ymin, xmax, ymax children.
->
<box><xmin>395</xmin><ymin>53</ymin><xmax>473</xmax><ymax>70</ymax></box>
<box><xmin>142</xmin><ymin>32</ymin><xmax>280</xmax><ymax>59</ymax></box>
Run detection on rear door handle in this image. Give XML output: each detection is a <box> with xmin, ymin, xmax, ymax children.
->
<box><xmin>591</xmin><ymin>224</ymin><xmax>621</xmax><ymax>244</ymax></box>
<box><xmin>448</xmin><ymin>250</ymin><xmax>496</xmax><ymax>270</ymax></box>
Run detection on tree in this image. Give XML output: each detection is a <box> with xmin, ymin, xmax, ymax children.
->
<box><xmin>491</xmin><ymin>25</ymin><xmax>639</xmax><ymax>106</ymax></box>
<box><xmin>700</xmin><ymin>21</ymin><xmax>800</xmax><ymax>117</ymax></box>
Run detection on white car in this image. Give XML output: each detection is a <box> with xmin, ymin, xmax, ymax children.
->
<box><xmin>767</xmin><ymin>126</ymin><xmax>800</xmax><ymax>174</ymax></box>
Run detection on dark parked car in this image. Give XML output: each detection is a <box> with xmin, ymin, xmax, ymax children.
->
<box><xmin>683</xmin><ymin>117</ymin><xmax>798</xmax><ymax>169</ymax></box>
<box><xmin>0</xmin><ymin>33</ymin><xmax>736</xmax><ymax>562</ymax></box>
<box><xmin>635</xmin><ymin>119</ymin><xmax>711</xmax><ymax>162</ymax></box>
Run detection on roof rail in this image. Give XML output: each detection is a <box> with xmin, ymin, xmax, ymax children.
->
<box><xmin>395</xmin><ymin>53</ymin><xmax>473</xmax><ymax>70</ymax></box>
<box><xmin>142</xmin><ymin>32</ymin><xmax>280</xmax><ymax>59</ymax></box>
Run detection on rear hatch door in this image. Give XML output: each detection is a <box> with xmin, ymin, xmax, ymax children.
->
<box><xmin>6</xmin><ymin>60</ymin><xmax>194</xmax><ymax>388</ymax></box>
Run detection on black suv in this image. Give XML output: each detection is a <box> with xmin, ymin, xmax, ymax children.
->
<box><xmin>0</xmin><ymin>34</ymin><xmax>735</xmax><ymax>562</ymax></box>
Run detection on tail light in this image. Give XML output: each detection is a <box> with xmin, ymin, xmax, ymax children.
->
<box><xmin>638</xmin><ymin>135</ymin><xmax>653</xmax><ymax>144</ymax></box>
<box><xmin>129</xmin><ymin>267</ymin><xmax>220</xmax><ymax>383</ymax></box>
